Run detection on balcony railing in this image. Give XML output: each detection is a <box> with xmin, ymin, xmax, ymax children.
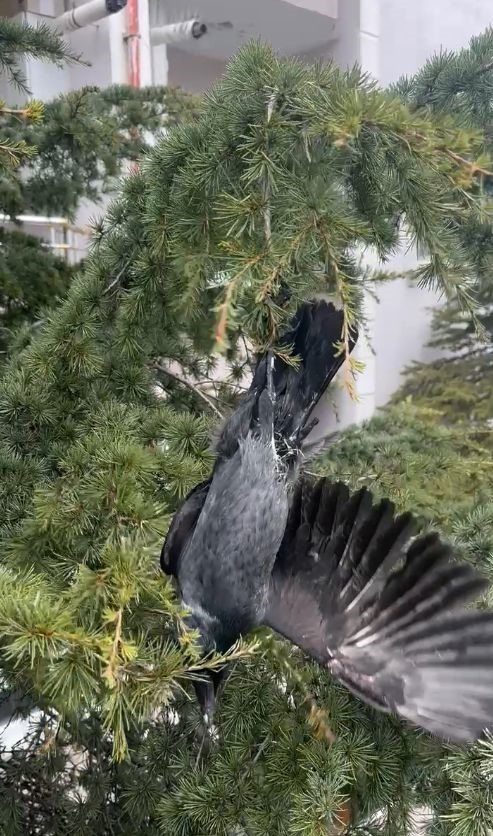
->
<box><xmin>0</xmin><ymin>214</ymin><xmax>89</xmax><ymax>264</ymax></box>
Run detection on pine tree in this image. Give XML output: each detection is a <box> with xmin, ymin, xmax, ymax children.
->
<box><xmin>0</xmin><ymin>29</ymin><xmax>493</xmax><ymax>836</ymax></box>
<box><xmin>0</xmin><ymin>17</ymin><xmax>197</xmax><ymax>355</ymax></box>
<box><xmin>393</xmin><ymin>27</ymin><xmax>493</xmax><ymax>429</ymax></box>
<box><xmin>0</xmin><ymin>18</ymin><xmax>72</xmax><ymax>167</ymax></box>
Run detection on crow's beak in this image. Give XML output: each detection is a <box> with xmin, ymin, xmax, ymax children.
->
<box><xmin>193</xmin><ymin>676</ymin><xmax>216</xmax><ymax>729</ymax></box>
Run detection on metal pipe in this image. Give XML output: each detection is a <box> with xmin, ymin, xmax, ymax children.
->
<box><xmin>109</xmin><ymin>4</ymin><xmax>129</xmax><ymax>84</ymax></box>
<box><xmin>54</xmin><ymin>0</ymin><xmax>127</xmax><ymax>33</ymax></box>
<box><xmin>150</xmin><ymin>19</ymin><xmax>207</xmax><ymax>46</ymax></box>
<box><xmin>137</xmin><ymin>0</ymin><xmax>153</xmax><ymax>87</ymax></box>
<box><xmin>127</xmin><ymin>0</ymin><xmax>140</xmax><ymax>87</ymax></box>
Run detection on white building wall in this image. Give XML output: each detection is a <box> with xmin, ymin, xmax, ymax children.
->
<box><xmin>309</xmin><ymin>0</ymin><xmax>380</xmax><ymax>441</ymax></box>
<box><xmin>372</xmin><ymin>0</ymin><xmax>493</xmax><ymax>406</ymax></box>
<box><xmin>167</xmin><ymin>49</ymin><xmax>226</xmax><ymax>92</ymax></box>
<box><xmin>311</xmin><ymin>0</ymin><xmax>492</xmax><ymax>421</ymax></box>
<box><xmin>379</xmin><ymin>0</ymin><xmax>493</xmax><ymax>83</ymax></box>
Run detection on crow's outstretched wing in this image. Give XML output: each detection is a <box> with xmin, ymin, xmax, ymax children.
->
<box><xmin>263</xmin><ymin>477</ymin><xmax>493</xmax><ymax>742</ymax></box>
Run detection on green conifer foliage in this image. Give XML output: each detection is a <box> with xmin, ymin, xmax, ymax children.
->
<box><xmin>0</xmin><ymin>83</ymin><xmax>199</xmax><ymax>220</ymax></box>
<box><xmin>0</xmin><ymin>17</ymin><xmax>198</xmax><ymax>354</ymax></box>
<box><xmin>396</xmin><ymin>27</ymin><xmax>493</xmax><ymax>428</ymax></box>
<box><xmin>0</xmin><ymin>30</ymin><xmax>493</xmax><ymax>836</ymax></box>
<box><xmin>0</xmin><ymin>18</ymin><xmax>75</xmax><ymax>169</ymax></box>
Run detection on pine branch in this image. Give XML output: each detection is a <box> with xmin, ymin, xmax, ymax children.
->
<box><xmin>408</xmin><ymin>129</ymin><xmax>493</xmax><ymax>176</ymax></box>
<box><xmin>0</xmin><ymin>19</ymin><xmax>81</xmax><ymax>93</ymax></box>
<box><xmin>214</xmin><ymin>255</ymin><xmax>263</xmax><ymax>349</ymax></box>
<box><xmin>103</xmin><ymin>607</ymin><xmax>124</xmax><ymax>688</ymax></box>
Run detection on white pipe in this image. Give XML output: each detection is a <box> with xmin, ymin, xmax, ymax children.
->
<box><xmin>108</xmin><ymin>4</ymin><xmax>128</xmax><ymax>84</ymax></box>
<box><xmin>137</xmin><ymin>0</ymin><xmax>153</xmax><ymax>86</ymax></box>
<box><xmin>150</xmin><ymin>19</ymin><xmax>207</xmax><ymax>46</ymax></box>
<box><xmin>54</xmin><ymin>0</ymin><xmax>126</xmax><ymax>34</ymax></box>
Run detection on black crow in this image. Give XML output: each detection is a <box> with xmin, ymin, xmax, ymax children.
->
<box><xmin>161</xmin><ymin>300</ymin><xmax>493</xmax><ymax>741</ymax></box>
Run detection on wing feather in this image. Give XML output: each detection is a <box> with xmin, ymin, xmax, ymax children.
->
<box><xmin>264</xmin><ymin>477</ymin><xmax>493</xmax><ymax>741</ymax></box>
<box><xmin>160</xmin><ymin>480</ymin><xmax>211</xmax><ymax>576</ymax></box>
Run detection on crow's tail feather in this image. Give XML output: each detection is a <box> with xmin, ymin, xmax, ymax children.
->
<box><xmin>264</xmin><ymin>300</ymin><xmax>357</xmax><ymax>447</ymax></box>
<box><xmin>216</xmin><ymin>301</ymin><xmax>357</xmax><ymax>463</ymax></box>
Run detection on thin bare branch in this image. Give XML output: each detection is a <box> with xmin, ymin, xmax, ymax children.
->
<box><xmin>152</xmin><ymin>362</ymin><xmax>224</xmax><ymax>419</ymax></box>
<box><xmin>103</xmin><ymin>257</ymin><xmax>133</xmax><ymax>295</ymax></box>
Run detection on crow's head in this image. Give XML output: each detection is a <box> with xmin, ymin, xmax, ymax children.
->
<box><xmin>182</xmin><ymin>604</ymin><xmax>229</xmax><ymax>726</ymax></box>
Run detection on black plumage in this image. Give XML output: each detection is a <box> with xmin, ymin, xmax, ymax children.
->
<box><xmin>265</xmin><ymin>478</ymin><xmax>493</xmax><ymax>740</ymax></box>
<box><xmin>160</xmin><ymin>300</ymin><xmax>493</xmax><ymax>741</ymax></box>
